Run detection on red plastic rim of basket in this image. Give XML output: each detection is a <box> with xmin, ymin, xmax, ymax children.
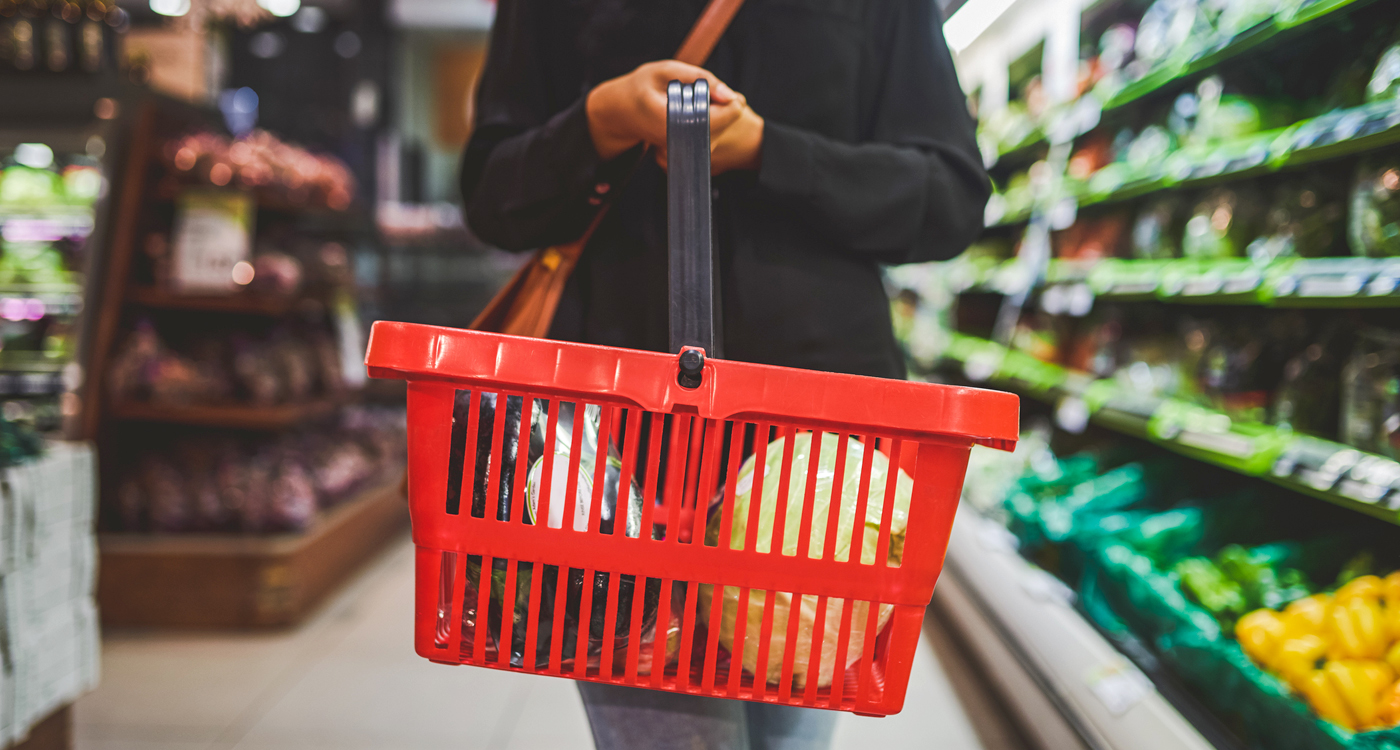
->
<box><xmin>366</xmin><ymin>322</ymin><xmax>1019</xmax><ymax>450</ymax></box>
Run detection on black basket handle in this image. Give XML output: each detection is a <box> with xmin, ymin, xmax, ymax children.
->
<box><xmin>667</xmin><ymin>79</ymin><xmax>717</xmax><ymax>366</ymax></box>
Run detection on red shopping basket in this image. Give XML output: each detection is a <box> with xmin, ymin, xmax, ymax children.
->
<box><xmin>366</xmin><ymin>81</ymin><xmax>1019</xmax><ymax>717</ymax></box>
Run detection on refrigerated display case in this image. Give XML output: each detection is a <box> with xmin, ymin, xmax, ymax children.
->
<box><xmin>908</xmin><ymin>0</ymin><xmax>1400</xmax><ymax>747</ymax></box>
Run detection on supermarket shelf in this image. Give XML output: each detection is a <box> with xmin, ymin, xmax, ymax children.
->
<box><xmin>152</xmin><ymin>180</ymin><xmax>350</xmax><ymax>216</ymax></box>
<box><xmin>1079</xmin><ymin>101</ymin><xmax>1400</xmax><ymax>210</ymax></box>
<box><xmin>1102</xmin><ymin>0</ymin><xmax>1381</xmax><ymax>112</ymax></box>
<box><xmin>932</xmin><ymin>508</ymin><xmax>1219</xmax><ymax>750</ymax></box>
<box><xmin>97</xmin><ymin>474</ymin><xmax>408</xmax><ymax>628</ymax></box>
<box><xmin>952</xmin><ymin>257</ymin><xmax>1400</xmax><ymax>307</ymax></box>
<box><xmin>11</xmin><ymin>704</ymin><xmax>70</xmax><ymax>750</ymax></box>
<box><xmin>127</xmin><ymin>286</ymin><xmax>303</xmax><ymax>316</ymax></box>
<box><xmin>985</xmin><ymin>209</ymin><xmax>1033</xmax><ymax>230</ymax></box>
<box><xmin>108</xmin><ymin>398</ymin><xmax>342</xmax><ymax>430</ymax></box>
<box><xmin>939</xmin><ymin>334</ymin><xmax>1400</xmax><ymax>525</ymax></box>
<box><xmin>991</xmin><ymin>136</ymin><xmax>1049</xmax><ymax>170</ymax></box>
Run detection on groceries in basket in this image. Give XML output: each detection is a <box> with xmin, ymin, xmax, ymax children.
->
<box><xmin>450</xmin><ymin>395</ymin><xmax>915</xmax><ymax>687</ymax></box>
<box><xmin>449</xmin><ymin>392</ymin><xmax>664</xmax><ymax>672</ymax></box>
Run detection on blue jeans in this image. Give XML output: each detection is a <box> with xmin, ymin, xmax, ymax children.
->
<box><xmin>577</xmin><ymin>682</ymin><xmax>839</xmax><ymax>750</ymax></box>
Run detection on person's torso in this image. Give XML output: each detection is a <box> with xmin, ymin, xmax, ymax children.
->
<box><xmin>543</xmin><ymin>0</ymin><xmax>905</xmax><ymax>379</ymax></box>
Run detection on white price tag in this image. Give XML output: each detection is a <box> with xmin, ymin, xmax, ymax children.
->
<box><xmin>1020</xmin><ymin>567</ymin><xmax>1075</xmax><ymax>605</ymax></box>
<box><xmin>1086</xmin><ymin>662</ymin><xmax>1153</xmax><ymax>717</ymax></box>
<box><xmin>1178</xmin><ymin>430</ymin><xmax>1255</xmax><ymax>459</ymax></box>
<box><xmin>1056</xmin><ymin>396</ymin><xmax>1089</xmax><ymax>435</ymax></box>
<box><xmin>170</xmin><ymin>190</ymin><xmax>254</xmax><ymax>293</ymax></box>
<box><xmin>977</xmin><ymin>522</ymin><xmax>1020</xmax><ymax>554</ymax></box>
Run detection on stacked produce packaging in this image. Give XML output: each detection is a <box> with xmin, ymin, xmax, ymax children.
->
<box><xmin>0</xmin><ymin>442</ymin><xmax>98</xmax><ymax>744</ymax></box>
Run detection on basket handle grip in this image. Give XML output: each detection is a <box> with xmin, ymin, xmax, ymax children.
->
<box><xmin>667</xmin><ymin>80</ymin><xmax>717</xmax><ymax>359</ymax></box>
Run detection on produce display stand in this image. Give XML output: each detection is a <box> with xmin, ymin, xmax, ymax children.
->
<box><xmin>84</xmin><ymin>92</ymin><xmax>406</xmax><ymax>630</ymax></box>
<box><xmin>933</xmin><ymin>509</ymin><xmax>1222</xmax><ymax>750</ymax></box>
<box><xmin>913</xmin><ymin>0</ymin><xmax>1400</xmax><ymax>746</ymax></box>
<box><xmin>11</xmin><ymin>707</ymin><xmax>71</xmax><ymax>750</ymax></box>
<box><xmin>4</xmin><ymin>70</ymin><xmax>131</xmax><ymax>750</ymax></box>
<box><xmin>98</xmin><ymin>476</ymin><xmax>405</xmax><ymax>628</ymax></box>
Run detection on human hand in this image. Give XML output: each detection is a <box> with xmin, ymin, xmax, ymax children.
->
<box><xmin>708</xmin><ymin>103</ymin><xmax>763</xmax><ymax>174</ymax></box>
<box><xmin>587</xmin><ymin>60</ymin><xmax>762</xmax><ymax>174</ymax></box>
<box><xmin>586</xmin><ymin>60</ymin><xmax>743</xmax><ymax>161</ymax></box>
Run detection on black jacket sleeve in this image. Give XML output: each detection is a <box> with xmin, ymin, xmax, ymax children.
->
<box><xmin>459</xmin><ymin>0</ymin><xmax>606</xmax><ymax>252</ymax></box>
<box><xmin>755</xmin><ymin>0</ymin><xmax>990</xmax><ymax>265</ymax></box>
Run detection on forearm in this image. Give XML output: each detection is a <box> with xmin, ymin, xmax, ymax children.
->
<box><xmin>462</xmin><ymin>99</ymin><xmax>608</xmax><ymax>251</ymax></box>
<box><xmin>758</xmin><ymin>121</ymin><xmax>991</xmax><ymax>264</ymax></box>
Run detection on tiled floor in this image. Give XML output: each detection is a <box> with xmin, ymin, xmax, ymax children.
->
<box><xmin>76</xmin><ymin>534</ymin><xmax>993</xmax><ymax>750</ymax></box>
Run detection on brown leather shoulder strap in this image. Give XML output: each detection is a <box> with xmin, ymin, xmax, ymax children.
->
<box><xmin>675</xmin><ymin>0</ymin><xmax>746</xmax><ymax>65</ymax></box>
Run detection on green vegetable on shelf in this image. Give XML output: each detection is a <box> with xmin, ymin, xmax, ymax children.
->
<box><xmin>1215</xmin><ymin>544</ymin><xmax>1313</xmax><ymax>612</ymax></box>
<box><xmin>1247</xmin><ymin>177</ymin><xmax>1347</xmax><ymax>263</ymax></box>
<box><xmin>1182</xmin><ymin>186</ymin><xmax>1265</xmax><ymax>260</ymax></box>
<box><xmin>1133</xmin><ymin>197</ymin><xmax>1186</xmax><ymax>259</ymax></box>
<box><xmin>0</xmin><ymin>165</ymin><xmax>63</xmax><ymax>206</ymax></box>
<box><xmin>1349</xmin><ymin>156</ymin><xmax>1400</xmax><ymax>258</ymax></box>
<box><xmin>1341</xmin><ymin>328</ymin><xmax>1400</xmax><ymax>460</ymax></box>
<box><xmin>1368</xmin><ymin>35</ymin><xmax>1400</xmax><ymax>103</ymax></box>
<box><xmin>0</xmin><ymin>242</ymin><xmax>73</xmax><ymax>287</ymax></box>
<box><xmin>1336</xmin><ymin>550</ymin><xmax>1379</xmax><ymax>588</ymax></box>
<box><xmin>1134</xmin><ymin>0</ymin><xmax>1214</xmax><ymax>70</ymax></box>
<box><xmin>1215</xmin><ymin>0</ymin><xmax>1287</xmax><ymax>39</ymax></box>
<box><xmin>1175</xmin><ymin>556</ymin><xmax>1248</xmax><ymax>622</ymax></box>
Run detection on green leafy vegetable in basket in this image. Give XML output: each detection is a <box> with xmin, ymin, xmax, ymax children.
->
<box><xmin>699</xmin><ymin>432</ymin><xmax>911</xmax><ymax>690</ymax></box>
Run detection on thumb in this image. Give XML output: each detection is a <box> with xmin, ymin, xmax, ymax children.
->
<box><xmin>707</xmin><ymin>78</ymin><xmax>739</xmax><ymax>105</ymax></box>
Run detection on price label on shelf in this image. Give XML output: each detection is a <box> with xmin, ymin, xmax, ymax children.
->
<box><xmin>1056</xmin><ymin>395</ymin><xmax>1090</xmax><ymax>435</ymax></box>
<box><xmin>1177</xmin><ymin>429</ymin><xmax>1256</xmax><ymax>459</ymax></box>
<box><xmin>170</xmin><ymin>190</ymin><xmax>254</xmax><ymax>293</ymax></box>
<box><xmin>1086</xmin><ymin>661</ymin><xmax>1154</xmax><ymax>717</ymax></box>
<box><xmin>1020</xmin><ymin>566</ymin><xmax>1075</xmax><ymax>606</ymax></box>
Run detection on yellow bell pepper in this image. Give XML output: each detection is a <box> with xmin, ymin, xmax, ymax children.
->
<box><xmin>1385</xmin><ymin>572</ymin><xmax>1400</xmax><ymax>641</ymax></box>
<box><xmin>1378</xmin><ymin>679</ymin><xmax>1400</xmax><ymax>728</ymax></box>
<box><xmin>1304</xmin><ymin>669</ymin><xmax>1358</xmax><ymax>730</ymax></box>
<box><xmin>1275</xmin><ymin>634</ymin><xmax>1330</xmax><ymax>690</ymax></box>
<box><xmin>1337</xmin><ymin>575</ymin><xmax>1384</xmax><ymax>603</ymax></box>
<box><xmin>1384</xmin><ymin>572</ymin><xmax>1400</xmax><ymax>605</ymax></box>
<box><xmin>1358</xmin><ymin>660</ymin><xmax>1396</xmax><ymax>691</ymax></box>
<box><xmin>1237</xmin><ymin>609</ymin><xmax>1287</xmax><ymax>666</ymax></box>
<box><xmin>1283</xmin><ymin>594</ymin><xmax>1332</xmax><ymax>639</ymax></box>
<box><xmin>1329</xmin><ymin>596</ymin><xmax>1388</xmax><ymax>660</ymax></box>
<box><xmin>1387</xmin><ymin>642</ymin><xmax>1400</xmax><ymax>677</ymax></box>
<box><xmin>1324</xmin><ymin>660</ymin><xmax>1395</xmax><ymax>730</ymax></box>
<box><xmin>1325</xmin><ymin>661</ymin><xmax>1384</xmax><ymax>729</ymax></box>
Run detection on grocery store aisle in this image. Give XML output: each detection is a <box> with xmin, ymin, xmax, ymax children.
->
<box><xmin>75</xmin><ymin>534</ymin><xmax>997</xmax><ymax>750</ymax></box>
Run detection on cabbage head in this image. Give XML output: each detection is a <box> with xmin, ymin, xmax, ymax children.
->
<box><xmin>698</xmin><ymin>432</ymin><xmax>912</xmax><ymax>689</ymax></box>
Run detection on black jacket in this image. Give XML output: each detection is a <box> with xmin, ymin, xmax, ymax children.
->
<box><xmin>461</xmin><ymin>0</ymin><xmax>989</xmax><ymax>378</ymax></box>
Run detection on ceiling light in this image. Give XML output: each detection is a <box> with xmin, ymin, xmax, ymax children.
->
<box><xmin>944</xmin><ymin>0</ymin><xmax>1016</xmax><ymax>53</ymax></box>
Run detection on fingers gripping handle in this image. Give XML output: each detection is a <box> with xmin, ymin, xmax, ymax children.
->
<box><xmin>667</xmin><ymin>80</ymin><xmax>716</xmax><ymax>361</ymax></box>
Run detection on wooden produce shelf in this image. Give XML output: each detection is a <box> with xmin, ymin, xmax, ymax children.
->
<box><xmin>108</xmin><ymin>399</ymin><xmax>341</xmax><ymax>430</ymax></box>
<box><xmin>127</xmin><ymin>286</ymin><xmax>303</xmax><ymax>316</ymax></box>
<box><xmin>97</xmin><ymin>477</ymin><xmax>407</xmax><ymax>629</ymax></box>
